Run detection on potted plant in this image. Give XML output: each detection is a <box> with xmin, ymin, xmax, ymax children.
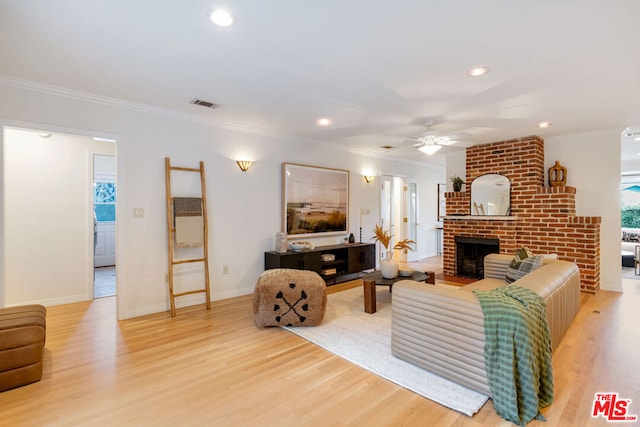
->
<box><xmin>372</xmin><ymin>224</ymin><xmax>416</xmax><ymax>278</ymax></box>
<box><xmin>450</xmin><ymin>175</ymin><xmax>464</xmax><ymax>192</ymax></box>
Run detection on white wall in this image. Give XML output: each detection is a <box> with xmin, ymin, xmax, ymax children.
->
<box><xmin>0</xmin><ymin>81</ymin><xmax>444</xmax><ymax>318</ymax></box>
<box><xmin>545</xmin><ymin>129</ymin><xmax>622</xmax><ymax>292</ymax></box>
<box><xmin>446</xmin><ymin>151</ymin><xmax>466</xmax><ymax>192</ymax></box>
<box><xmin>3</xmin><ymin>128</ymin><xmax>116</xmax><ymax>306</ymax></box>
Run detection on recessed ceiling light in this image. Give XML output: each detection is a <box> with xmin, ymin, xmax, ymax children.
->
<box><xmin>38</xmin><ymin>132</ymin><xmax>51</xmax><ymax>138</ymax></box>
<box><xmin>538</xmin><ymin>121</ymin><xmax>552</xmax><ymax>128</ymax></box>
<box><xmin>209</xmin><ymin>9</ymin><xmax>235</xmax><ymax>27</ymax></box>
<box><xmin>468</xmin><ymin>66</ymin><xmax>489</xmax><ymax>77</ymax></box>
<box><xmin>316</xmin><ymin>118</ymin><xmax>332</xmax><ymax>127</ymax></box>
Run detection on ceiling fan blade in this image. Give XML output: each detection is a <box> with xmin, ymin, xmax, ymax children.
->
<box><xmin>436</xmin><ymin>139</ymin><xmax>456</xmax><ymax>146</ymax></box>
<box><xmin>447</xmin><ymin>131</ymin><xmax>474</xmax><ymax>140</ymax></box>
<box><xmin>401</xmin><ymin>138</ymin><xmax>425</xmax><ymax>146</ymax></box>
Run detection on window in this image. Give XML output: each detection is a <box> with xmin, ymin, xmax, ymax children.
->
<box><xmin>94</xmin><ymin>182</ymin><xmax>116</xmax><ymax>222</ymax></box>
<box><xmin>621</xmin><ymin>175</ymin><xmax>640</xmax><ymax>228</ymax></box>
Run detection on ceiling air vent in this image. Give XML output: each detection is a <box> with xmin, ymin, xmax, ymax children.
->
<box><xmin>190</xmin><ymin>98</ymin><xmax>220</xmax><ymax>109</ymax></box>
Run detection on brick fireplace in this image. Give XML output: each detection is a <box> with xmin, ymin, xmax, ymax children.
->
<box><xmin>443</xmin><ymin>135</ymin><xmax>601</xmax><ymax>293</ymax></box>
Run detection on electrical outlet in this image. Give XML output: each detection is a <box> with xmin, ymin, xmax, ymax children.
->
<box><xmin>223</xmin><ymin>265</ymin><xmax>229</xmax><ymax>275</ymax></box>
<box><xmin>360</xmin><ymin>208</ymin><xmax>370</xmax><ymax>215</ymax></box>
<box><xmin>133</xmin><ymin>208</ymin><xmax>145</xmax><ymax>218</ymax></box>
<box><xmin>164</xmin><ymin>274</ymin><xmax>169</xmax><ymax>283</ymax></box>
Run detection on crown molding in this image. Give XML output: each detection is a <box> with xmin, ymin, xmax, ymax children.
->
<box><xmin>545</xmin><ymin>127</ymin><xmax>623</xmax><ymax>143</ymax></box>
<box><xmin>0</xmin><ymin>74</ymin><xmax>444</xmax><ymax>169</ymax></box>
<box><xmin>0</xmin><ymin>74</ymin><xmax>272</xmax><ymax>136</ymax></box>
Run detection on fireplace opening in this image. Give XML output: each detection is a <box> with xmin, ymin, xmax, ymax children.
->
<box><xmin>455</xmin><ymin>236</ymin><xmax>500</xmax><ymax>279</ymax></box>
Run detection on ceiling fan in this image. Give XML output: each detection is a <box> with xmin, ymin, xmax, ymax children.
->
<box><xmin>397</xmin><ymin>120</ymin><xmax>471</xmax><ymax>155</ymax></box>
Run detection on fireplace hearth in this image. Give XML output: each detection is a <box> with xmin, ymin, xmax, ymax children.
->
<box><xmin>455</xmin><ymin>236</ymin><xmax>499</xmax><ymax>279</ymax></box>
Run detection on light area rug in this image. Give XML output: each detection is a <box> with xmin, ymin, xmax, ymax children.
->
<box><xmin>622</xmin><ymin>267</ymin><xmax>640</xmax><ymax>280</ymax></box>
<box><xmin>283</xmin><ymin>285</ymin><xmax>489</xmax><ymax>416</ymax></box>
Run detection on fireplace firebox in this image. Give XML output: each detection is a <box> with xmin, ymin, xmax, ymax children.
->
<box><xmin>455</xmin><ymin>236</ymin><xmax>500</xmax><ymax>279</ymax></box>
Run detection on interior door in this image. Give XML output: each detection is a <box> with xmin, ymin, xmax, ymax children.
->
<box><xmin>380</xmin><ymin>175</ymin><xmax>414</xmax><ymax>262</ymax></box>
<box><xmin>94</xmin><ymin>222</ymin><xmax>115</xmax><ymax>267</ymax></box>
<box><xmin>380</xmin><ymin>175</ymin><xmax>395</xmax><ymax>261</ymax></box>
<box><xmin>406</xmin><ymin>180</ymin><xmax>419</xmax><ymax>261</ymax></box>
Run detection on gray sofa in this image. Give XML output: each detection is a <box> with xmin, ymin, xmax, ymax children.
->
<box><xmin>390</xmin><ymin>253</ymin><xmax>581</xmax><ymax>396</ymax></box>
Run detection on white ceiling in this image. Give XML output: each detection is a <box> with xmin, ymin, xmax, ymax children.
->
<box><xmin>1</xmin><ymin>0</ymin><xmax>640</xmax><ymax>165</ymax></box>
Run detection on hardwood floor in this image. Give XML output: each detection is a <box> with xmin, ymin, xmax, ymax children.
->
<box><xmin>1</xmin><ymin>258</ymin><xmax>638</xmax><ymax>426</ymax></box>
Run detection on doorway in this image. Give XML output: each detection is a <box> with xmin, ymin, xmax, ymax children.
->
<box><xmin>621</xmin><ymin>127</ymin><xmax>640</xmax><ymax>281</ymax></box>
<box><xmin>93</xmin><ymin>154</ymin><xmax>117</xmax><ymax>297</ymax></box>
<box><xmin>406</xmin><ymin>179</ymin><xmax>419</xmax><ymax>262</ymax></box>
<box><xmin>2</xmin><ymin>126</ymin><xmax>116</xmax><ymax>306</ymax></box>
<box><xmin>380</xmin><ymin>174</ymin><xmax>419</xmax><ymax>263</ymax></box>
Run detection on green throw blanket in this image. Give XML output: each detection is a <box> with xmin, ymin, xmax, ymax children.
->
<box><xmin>473</xmin><ymin>285</ymin><xmax>554</xmax><ymax>426</ymax></box>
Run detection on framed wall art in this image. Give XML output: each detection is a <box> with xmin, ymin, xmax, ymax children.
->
<box><xmin>282</xmin><ymin>163</ymin><xmax>349</xmax><ymax>237</ymax></box>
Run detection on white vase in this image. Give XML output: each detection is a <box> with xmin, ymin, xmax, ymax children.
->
<box><xmin>380</xmin><ymin>255</ymin><xmax>399</xmax><ymax>279</ymax></box>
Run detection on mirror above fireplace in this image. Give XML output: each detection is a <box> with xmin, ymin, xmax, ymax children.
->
<box><xmin>470</xmin><ymin>174</ymin><xmax>511</xmax><ymax>216</ymax></box>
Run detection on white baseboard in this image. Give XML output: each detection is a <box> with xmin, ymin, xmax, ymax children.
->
<box><xmin>119</xmin><ymin>286</ymin><xmax>254</xmax><ymax>320</ymax></box>
<box><xmin>5</xmin><ymin>294</ymin><xmax>90</xmax><ymax>307</ymax></box>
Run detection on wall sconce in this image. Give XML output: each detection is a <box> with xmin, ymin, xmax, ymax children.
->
<box><xmin>364</xmin><ymin>175</ymin><xmax>376</xmax><ymax>183</ymax></box>
<box><xmin>236</xmin><ymin>160</ymin><xmax>254</xmax><ymax>172</ymax></box>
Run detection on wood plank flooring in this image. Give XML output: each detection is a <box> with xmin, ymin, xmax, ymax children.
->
<box><xmin>1</xmin><ymin>259</ymin><xmax>638</xmax><ymax>426</ymax></box>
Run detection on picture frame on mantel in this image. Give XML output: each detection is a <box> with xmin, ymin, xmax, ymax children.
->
<box><xmin>437</xmin><ymin>183</ymin><xmax>446</xmax><ymax>219</ymax></box>
<box><xmin>282</xmin><ymin>163</ymin><xmax>349</xmax><ymax>238</ymax></box>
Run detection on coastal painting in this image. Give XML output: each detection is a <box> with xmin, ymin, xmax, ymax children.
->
<box><xmin>282</xmin><ymin>163</ymin><xmax>349</xmax><ymax>237</ymax></box>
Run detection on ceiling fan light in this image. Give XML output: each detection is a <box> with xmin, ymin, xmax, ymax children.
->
<box><xmin>418</xmin><ymin>144</ymin><xmax>442</xmax><ymax>155</ymax></box>
<box><xmin>418</xmin><ymin>135</ymin><xmax>436</xmax><ymax>144</ymax></box>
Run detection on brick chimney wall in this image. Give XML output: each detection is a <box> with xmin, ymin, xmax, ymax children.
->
<box><xmin>443</xmin><ymin>135</ymin><xmax>601</xmax><ymax>293</ymax></box>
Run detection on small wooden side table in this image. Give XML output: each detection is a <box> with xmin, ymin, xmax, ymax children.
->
<box><xmin>363</xmin><ymin>270</ymin><xmax>435</xmax><ymax>314</ymax></box>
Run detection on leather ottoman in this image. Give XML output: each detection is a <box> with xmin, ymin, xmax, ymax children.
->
<box><xmin>0</xmin><ymin>304</ymin><xmax>46</xmax><ymax>392</ymax></box>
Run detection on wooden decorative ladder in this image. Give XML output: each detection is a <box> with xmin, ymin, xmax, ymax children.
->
<box><xmin>164</xmin><ymin>157</ymin><xmax>211</xmax><ymax>317</ymax></box>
